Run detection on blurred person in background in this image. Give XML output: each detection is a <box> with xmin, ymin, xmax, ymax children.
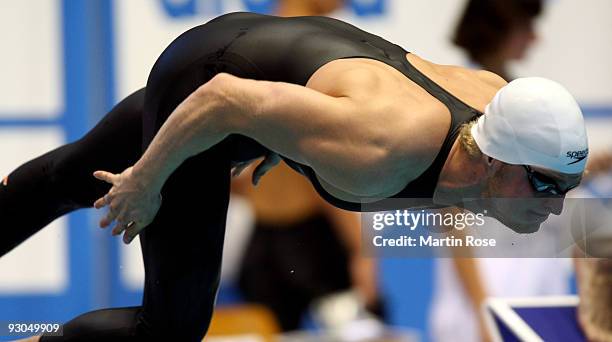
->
<box><xmin>276</xmin><ymin>0</ymin><xmax>344</xmax><ymax>17</ymax></box>
<box><xmin>453</xmin><ymin>0</ymin><xmax>541</xmax><ymax>81</ymax></box>
<box><xmin>233</xmin><ymin>165</ymin><xmax>384</xmax><ymax>331</ymax></box>
<box><xmin>575</xmin><ymin>255</ymin><xmax>612</xmax><ymax>341</ymax></box>
<box><xmin>231</xmin><ymin>0</ymin><xmax>385</xmax><ymax>332</ymax></box>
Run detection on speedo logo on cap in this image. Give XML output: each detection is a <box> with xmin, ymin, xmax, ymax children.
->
<box><xmin>566</xmin><ymin>148</ymin><xmax>588</xmax><ymax>165</ymax></box>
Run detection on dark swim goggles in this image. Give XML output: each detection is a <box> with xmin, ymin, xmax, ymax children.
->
<box><xmin>523</xmin><ymin>165</ymin><xmax>577</xmax><ymax>196</ymax></box>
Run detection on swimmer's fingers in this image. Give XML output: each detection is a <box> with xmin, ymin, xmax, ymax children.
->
<box><xmin>122</xmin><ymin>221</ymin><xmax>143</xmax><ymax>244</ymax></box>
<box><xmin>113</xmin><ymin>215</ymin><xmax>149</xmax><ymax>244</ymax></box>
<box><xmin>108</xmin><ymin>219</ymin><xmax>139</xmax><ymax>244</ymax></box>
<box><xmin>94</xmin><ymin>192</ymin><xmax>116</xmax><ymax>228</ymax></box>
<box><xmin>109</xmin><ymin>221</ymin><xmax>125</xmax><ymax>237</ymax></box>
<box><xmin>93</xmin><ymin>170</ymin><xmax>119</xmax><ymax>185</ymax></box>
<box><xmin>231</xmin><ymin>161</ymin><xmax>252</xmax><ymax>178</ymax></box>
<box><xmin>112</xmin><ymin>194</ymin><xmax>162</xmax><ymax>243</ymax></box>
<box><xmin>100</xmin><ymin>199</ymin><xmax>118</xmax><ymax>228</ymax></box>
<box><xmin>99</xmin><ymin>206</ymin><xmax>119</xmax><ymax>228</ymax></box>
<box><xmin>93</xmin><ymin>190</ymin><xmax>114</xmax><ymax>209</ymax></box>
<box><xmin>111</xmin><ymin>213</ymin><xmax>134</xmax><ymax>238</ymax></box>
<box><xmin>252</xmin><ymin>152</ymin><xmax>281</xmax><ymax>185</ymax></box>
<box><xmin>93</xmin><ymin>196</ymin><xmax>107</xmax><ymax>209</ymax></box>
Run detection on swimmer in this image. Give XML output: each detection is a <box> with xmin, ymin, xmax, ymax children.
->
<box><xmin>1</xmin><ymin>12</ymin><xmax>586</xmax><ymax>340</ymax></box>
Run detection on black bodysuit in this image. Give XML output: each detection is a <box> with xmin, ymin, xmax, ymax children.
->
<box><xmin>0</xmin><ymin>12</ymin><xmax>481</xmax><ymax>341</ymax></box>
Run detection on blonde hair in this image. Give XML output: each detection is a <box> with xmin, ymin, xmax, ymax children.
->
<box><xmin>458</xmin><ymin>120</ymin><xmax>482</xmax><ymax>159</ymax></box>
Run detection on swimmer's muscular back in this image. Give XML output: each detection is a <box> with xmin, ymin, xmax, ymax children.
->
<box><xmin>302</xmin><ymin>58</ymin><xmax>452</xmax><ymax>199</ymax></box>
<box><xmin>296</xmin><ymin>56</ymin><xmax>506</xmax><ymax>200</ymax></box>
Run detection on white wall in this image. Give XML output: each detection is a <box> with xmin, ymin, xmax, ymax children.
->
<box><xmin>0</xmin><ymin>0</ymin><xmax>63</xmax><ymax>117</ymax></box>
<box><xmin>0</xmin><ymin>129</ymin><xmax>68</xmax><ymax>293</ymax></box>
<box><xmin>513</xmin><ymin>0</ymin><xmax>612</xmax><ymax>105</ymax></box>
<box><xmin>114</xmin><ymin>0</ymin><xmax>612</xmax><ymax>107</ymax></box>
<box><xmin>0</xmin><ymin>0</ymin><xmax>68</xmax><ymax>294</ymax></box>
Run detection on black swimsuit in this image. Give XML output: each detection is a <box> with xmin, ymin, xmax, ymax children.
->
<box><xmin>1</xmin><ymin>12</ymin><xmax>482</xmax><ymax>341</ymax></box>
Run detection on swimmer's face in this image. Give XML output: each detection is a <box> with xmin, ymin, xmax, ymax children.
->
<box><xmin>483</xmin><ymin>163</ymin><xmax>582</xmax><ymax>233</ymax></box>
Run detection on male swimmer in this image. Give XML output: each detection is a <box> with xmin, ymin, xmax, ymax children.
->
<box><xmin>0</xmin><ymin>12</ymin><xmax>586</xmax><ymax>341</ymax></box>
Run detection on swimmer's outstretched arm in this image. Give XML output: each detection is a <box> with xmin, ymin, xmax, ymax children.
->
<box><xmin>136</xmin><ymin>73</ymin><xmax>362</xmax><ymax>191</ymax></box>
<box><xmin>95</xmin><ymin>72</ymin><xmax>389</xmax><ymax>242</ymax></box>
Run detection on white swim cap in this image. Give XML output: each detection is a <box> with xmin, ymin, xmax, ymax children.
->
<box><xmin>471</xmin><ymin>77</ymin><xmax>588</xmax><ymax>174</ymax></box>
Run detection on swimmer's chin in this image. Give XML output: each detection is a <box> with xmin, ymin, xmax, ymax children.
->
<box><xmin>508</xmin><ymin>222</ymin><xmax>542</xmax><ymax>234</ymax></box>
<box><xmin>502</xmin><ymin>217</ymin><xmax>545</xmax><ymax>234</ymax></box>
<box><xmin>495</xmin><ymin>213</ymin><xmax>545</xmax><ymax>234</ymax></box>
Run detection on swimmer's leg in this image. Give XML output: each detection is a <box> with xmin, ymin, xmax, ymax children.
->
<box><xmin>0</xmin><ymin>89</ymin><xmax>144</xmax><ymax>257</ymax></box>
<box><xmin>36</xmin><ymin>142</ymin><xmax>235</xmax><ymax>342</ymax></box>
<box><xmin>39</xmin><ymin>307</ymin><xmax>141</xmax><ymax>342</ymax></box>
<box><xmin>134</xmin><ymin>144</ymin><xmax>232</xmax><ymax>340</ymax></box>
<box><xmin>35</xmin><ymin>123</ymin><xmax>255</xmax><ymax>342</ymax></box>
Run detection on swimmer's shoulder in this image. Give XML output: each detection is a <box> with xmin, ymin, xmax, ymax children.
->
<box><xmin>406</xmin><ymin>56</ymin><xmax>506</xmax><ymax>111</ymax></box>
<box><xmin>307</xmin><ymin>58</ymin><xmax>404</xmax><ymax>99</ymax></box>
<box><xmin>432</xmin><ymin>63</ymin><xmax>508</xmax><ymax>91</ymax></box>
<box><xmin>474</xmin><ymin>69</ymin><xmax>508</xmax><ymax>90</ymax></box>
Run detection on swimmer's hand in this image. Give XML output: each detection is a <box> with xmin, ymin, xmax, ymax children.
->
<box><xmin>93</xmin><ymin>167</ymin><xmax>162</xmax><ymax>244</ymax></box>
<box><xmin>251</xmin><ymin>152</ymin><xmax>281</xmax><ymax>186</ymax></box>
<box><xmin>230</xmin><ymin>152</ymin><xmax>281</xmax><ymax>186</ymax></box>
